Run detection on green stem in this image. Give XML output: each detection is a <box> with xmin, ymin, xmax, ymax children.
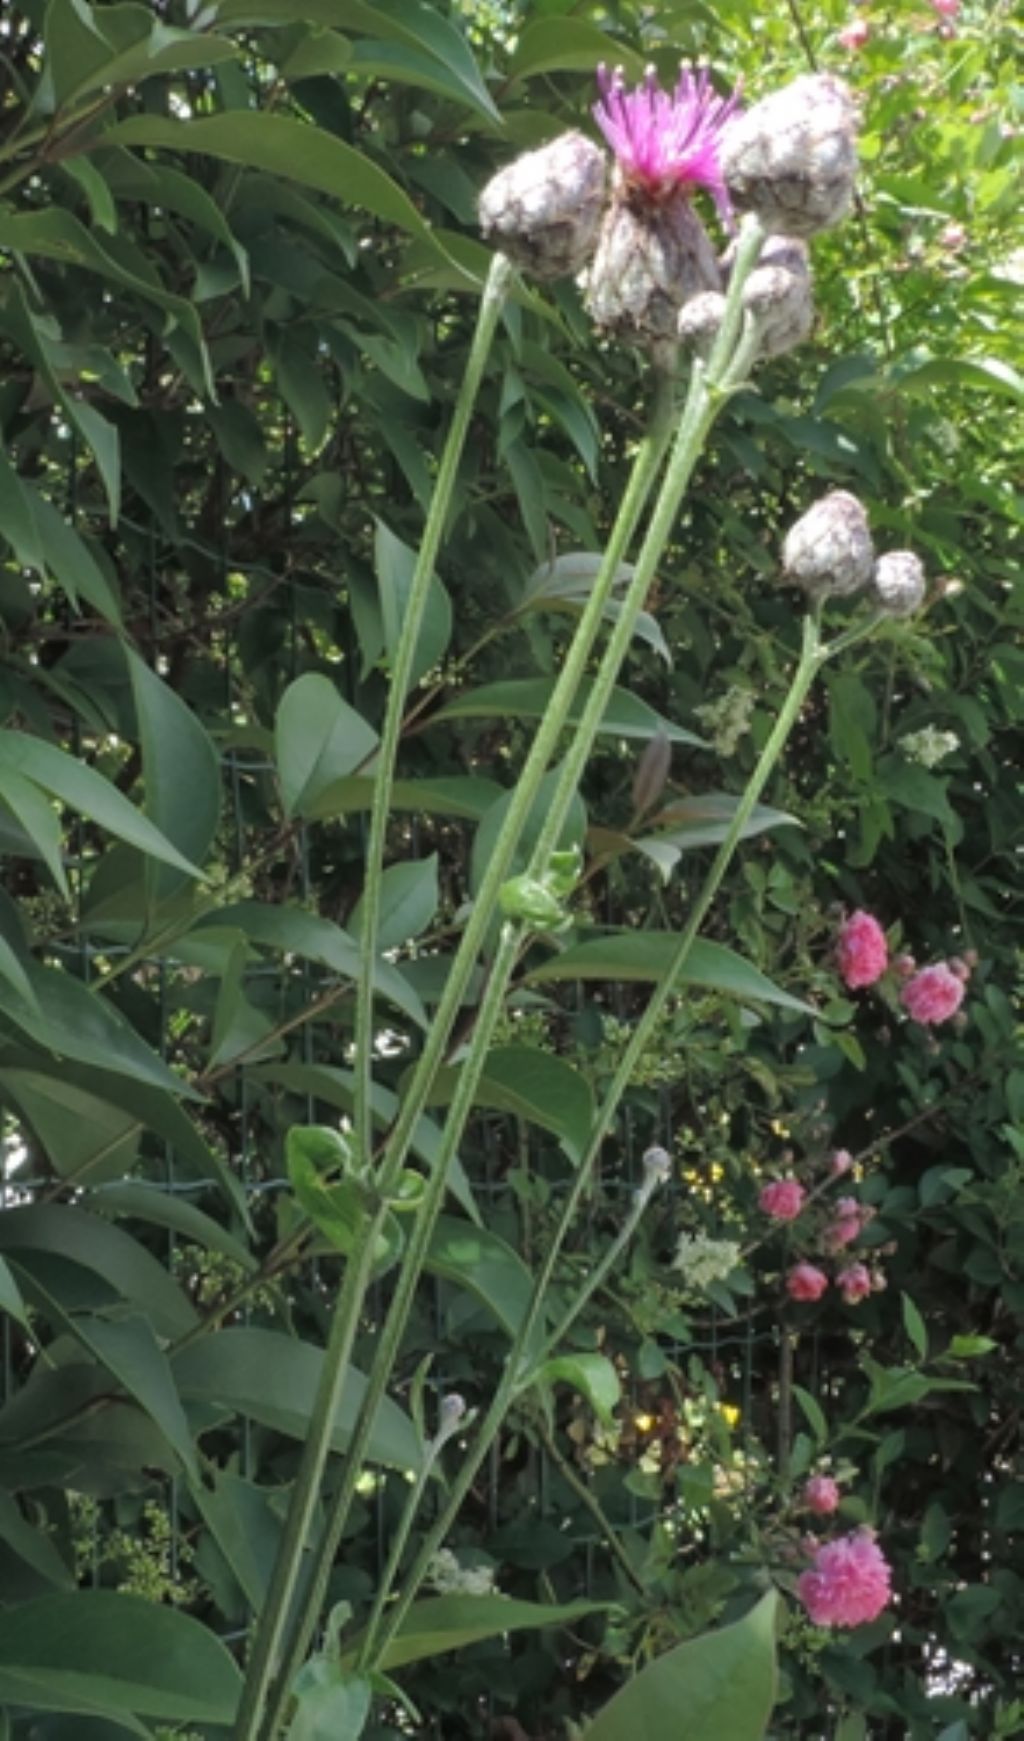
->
<box><xmin>259</xmin><ymin>378</ymin><xmax>677</xmax><ymax>1736</ymax></box>
<box><xmin>368</xmin><ymin>604</ymin><xmax>827</xmax><ymax>1676</ymax></box>
<box><xmin>230</xmin><ymin>1203</ymin><xmax>391</xmax><ymax>1741</ymax></box>
<box><xmin>351</xmin><ymin>251</ymin><xmax>513</xmax><ymax>1172</ymax></box>
<box><xmin>364</xmin><ymin>225</ymin><xmax>774</xmax><ymax>1678</ymax></box>
<box><xmin>355</xmin><ymin>1429</ymin><xmax>447</xmax><ymax>1672</ymax></box>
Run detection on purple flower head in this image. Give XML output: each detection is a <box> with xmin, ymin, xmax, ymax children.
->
<box><xmin>594</xmin><ymin>62</ymin><xmax>741</xmax><ymax>221</ymax></box>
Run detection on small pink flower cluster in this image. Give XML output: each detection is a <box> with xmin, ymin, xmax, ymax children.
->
<box><xmin>786</xmin><ymin>1260</ymin><xmax>881</xmax><ymax>1305</ymax></box>
<box><xmin>836</xmin><ymin>910</ymin><xmax>888</xmax><ymax>989</ymax></box>
<box><xmin>837</xmin><ymin>17</ymin><xmax>870</xmax><ymax>49</ymax></box>
<box><xmin>835</xmin><ymin>911</ymin><xmax>974</xmax><ymax>1029</ymax></box>
<box><xmin>822</xmin><ymin>1195</ymin><xmax>873</xmax><ymax>1253</ymax></box>
<box><xmin>797</xmin><ymin>1528</ymin><xmax>893</xmax><ymax>1627</ymax></box>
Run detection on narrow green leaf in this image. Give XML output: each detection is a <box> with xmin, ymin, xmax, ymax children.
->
<box><xmin>423</xmin><ymin>1048</ymin><xmax>593</xmax><ymax>1163</ymax></box>
<box><xmin>427</xmin><ymin>1215</ymin><xmax>542</xmax><ymax>1348</ymax></box>
<box><xmin>901</xmin><ymin>1292</ymin><xmax>929</xmax><ymax>1360</ymax></box>
<box><xmin>436</xmin><ymin>678</ymin><xmax>704</xmax><ymax>745</ymax></box>
<box><xmin>101</xmin><ymin>114</ymin><xmax>453</xmax><ymax>265</ymax></box>
<box><xmin>304</xmin><ymin>774</ymin><xmax>503</xmax><ymax>824</ymax></box>
<box><xmin>529</xmin><ymin>933</ymin><xmax>815</xmax><ymax>1015</ymax></box>
<box><xmin>0</xmin><ymin>769</ymin><xmax>68</xmax><ymax>897</ymax></box>
<box><xmin>340</xmin><ymin>1595</ymin><xmax>606</xmax><ymax>1673</ymax></box>
<box><xmin>0</xmin><ymin>1257</ymin><xmax>29</xmax><ymax>1329</ymax></box>
<box><xmin>0</xmin><ymin>731</ymin><xmax>203</xmax><ymax>879</ymax></box>
<box><xmin>507</xmin><ymin>18</ymin><xmax>644</xmax><ymax>81</ymax></box>
<box><xmin>125</xmin><ymin>646</ymin><xmax>220</xmax><ymax>901</ymax></box>
<box><xmin>374</xmin><ymin>519</ymin><xmax>452</xmax><ymax>690</ymax></box>
<box><xmin>172</xmin><ymin>1328</ymin><xmax>421</xmax><ymax>1470</ymax></box>
<box><xmin>0</xmin><ymin>1204</ymin><xmax>196</xmax><ymax>1340</ymax></box>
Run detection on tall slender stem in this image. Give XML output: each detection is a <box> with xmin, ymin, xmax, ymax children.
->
<box><xmin>351</xmin><ymin>251</ymin><xmax>513</xmax><ymax>1172</ymax></box>
<box><xmin>231</xmin><ymin>1204</ymin><xmax>391</xmax><ymax>1741</ymax></box>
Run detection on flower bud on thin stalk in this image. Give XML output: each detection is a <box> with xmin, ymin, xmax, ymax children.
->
<box><xmin>871</xmin><ymin>549</ymin><xmax>927</xmax><ymax>616</ymax></box>
<box><xmin>478</xmin><ymin>131</ymin><xmax>606</xmax><ymax>279</ymax></box>
<box><xmin>782</xmin><ymin>490</ymin><xmax>875</xmax><ymax>600</ymax></box>
<box><xmin>721</xmin><ymin>74</ymin><xmax>859</xmax><ymax>237</ymax></box>
<box><xmin>680</xmin><ymin>234</ymin><xmax>814</xmax><ymax>364</ymax></box>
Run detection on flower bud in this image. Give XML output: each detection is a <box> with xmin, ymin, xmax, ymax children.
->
<box><xmin>585</xmin><ymin>182</ymin><xmax>721</xmax><ymax>365</ymax></box>
<box><xmin>782</xmin><ymin>490</ymin><xmax>874</xmax><ymax>598</ymax></box>
<box><xmin>871</xmin><ymin>550</ymin><xmax>927</xmax><ymax>617</ymax></box>
<box><xmin>721</xmin><ymin>75</ymin><xmax>858</xmax><ymax>238</ymax></box>
<box><xmin>742</xmin><ymin>248</ymin><xmax>814</xmax><ymax>357</ymax></box>
<box><xmin>677</xmin><ymin>289</ymin><xmax>727</xmax><ymax>356</ymax></box>
<box><xmin>478</xmin><ymin>131</ymin><xmax>607</xmax><ymax>280</ymax></box>
<box><xmin>642</xmin><ymin>1144</ymin><xmax>673</xmax><ymax>1187</ymax></box>
<box><xmin>498</xmin><ymin>874</ymin><xmax>566</xmax><ymax>930</ymax></box>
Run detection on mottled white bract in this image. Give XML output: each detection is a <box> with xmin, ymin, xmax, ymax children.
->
<box><xmin>584</xmin><ymin>181</ymin><xmax>721</xmax><ymax>367</ymax></box>
<box><xmin>782</xmin><ymin>490</ymin><xmax>875</xmax><ymax>598</ymax></box>
<box><xmin>478</xmin><ymin>131</ymin><xmax>607</xmax><ymax>280</ymax></box>
<box><xmin>871</xmin><ymin>549</ymin><xmax>927</xmax><ymax>617</ymax></box>
<box><xmin>722</xmin><ymin>74</ymin><xmax>858</xmax><ymax>237</ymax></box>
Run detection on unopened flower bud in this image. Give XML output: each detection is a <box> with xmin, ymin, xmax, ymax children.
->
<box><xmin>498</xmin><ymin>874</ymin><xmax>566</xmax><ymax>930</ymax></box>
<box><xmin>677</xmin><ymin>289</ymin><xmax>727</xmax><ymax>356</ymax></box>
<box><xmin>478</xmin><ymin>131</ymin><xmax>606</xmax><ymax>280</ymax></box>
<box><xmin>871</xmin><ymin>550</ymin><xmax>927</xmax><ymax>617</ymax></box>
<box><xmin>782</xmin><ymin>490</ymin><xmax>874</xmax><ymax>599</ymax></box>
<box><xmin>642</xmin><ymin>1145</ymin><xmax>673</xmax><ymax>1187</ymax></box>
<box><xmin>721</xmin><ymin>75</ymin><xmax>858</xmax><ymax>238</ymax></box>
<box><xmin>585</xmin><ymin>183</ymin><xmax>720</xmax><ymax>366</ymax></box>
<box><xmin>741</xmin><ymin>237</ymin><xmax>814</xmax><ymax>357</ymax></box>
<box><xmin>433</xmin><ymin>1392</ymin><xmax>469</xmax><ymax>1448</ymax></box>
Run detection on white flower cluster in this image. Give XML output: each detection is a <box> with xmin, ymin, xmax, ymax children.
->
<box><xmin>672</xmin><ymin>1233</ymin><xmax>742</xmax><ymax>1292</ymax></box>
<box><xmin>426</xmin><ymin>1548</ymin><xmax>499</xmax><ymax>1597</ymax></box>
<box><xmin>694</xmin><ymin>686</ymin><xmax>756</xmax><ymax>757</ymax></box>
<box><xmin>900</xmin><ymin>726</ymin><xmax>960</xmax><ymax>769</ymax></box>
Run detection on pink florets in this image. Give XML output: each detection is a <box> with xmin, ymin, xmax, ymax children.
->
<box><xmin>787</xmin><ymin>1262</ymin><xmax>829</xmax><ymax>1303</ymax></box>
<box><xmin>823</xmin><ymin>1213</ymin><xmax>861</xmax><ymax>1253</ymax></box>
<box><xmin>797</xmin><ymin>1529</ymin><xmax>892</xmax><ymax>1627</ymax></box>
<box><xmin>837</xmin><ymin>18</ymin><xmax>871</xmax><ymax>48</ymax></box>
<box><xmin>900</xmin><ymin>962</ymin><xmax>966</xmax><ymax>1026</ymax></box>
<box><xmin>594</xmin><ymin>63</ymin><xmax>741</xmax><ymax>220</ymax></box>
<box><xmin>830</xmin><ymin>1148</ymin><xmax>854</xmax><ymax>1176</ymax></box>
<box><xmin>836</xmin><ymin>910</ymin><xmax>889</xmax><ymax>990</ymax></box>
<box><xmin>837</xmin><ymin>1261</ymin><xmax>872</xmax><ymax>1305</ymax></box>
<box><xmin>930</xmin><ymin>0</ymin><xmax>960</xmax><ymax>15</ymax></box>
<box><xmin>760</xmin><ymin>1179</ymin><xmax>807</xmax><ymax>1222</ymax></box>
<box><xmin>804</xmin><ymin>1475</ymin><xmax>841</xmax><ymax>1515</ymax></box>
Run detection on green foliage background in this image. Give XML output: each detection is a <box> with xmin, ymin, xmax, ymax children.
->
<box><xmin>0</xmin><ymin>0</ymin><xmax>1020</xmax><ymax>1735</ymax></box>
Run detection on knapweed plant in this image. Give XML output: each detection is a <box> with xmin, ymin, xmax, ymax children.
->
<box><xmin>233</xmin><ymin>62</ymin><xmax>924</xmax><ymax>1741</ymax></box>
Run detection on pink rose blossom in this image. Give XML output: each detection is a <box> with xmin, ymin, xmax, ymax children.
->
<box><xmin>835</xmin><ymin>1196</ymin><xmax>859</xmax><ymax>1218</ymax></box>
<box><xmin>804</xmin><ymin>1474</ymin><xmax>841</xmax><ymax>1515</ymax></box>
<box><xmin>837</xmin><ymin>18</ymin><xmax>871</xmax><ymax>48</ymax></box>
<box><xmin>787</xmin><ymin>1262</ymin><xmax>829</xmax><ymax>1303</ymax></box>
<box><xmin>797</xmin><ymin>1529</ymin><xmax>892</xmax><ymax>1626</ymax></box>
<box><xmin>830</xmin><ymin>1148</ymin><xmax>854</xmax><ymax>1176</ymax></box>
<box><xmin>836</xmin><ymin>910</ymin><xmax>888</xmax><ymax>990</ymax></box>
<box><xmin>760</xmin><ymin>1179</ymin><xmax>807</xmax><ymax>1222</ymax></box>
<box><xmin>837</xmin><ymin>1261</ymin><xmax>872</xmax><ymax>1304</ymax></box>
<box><xmin>930</xmin><ymin>0</ymin><xmax>960</xmax><ymax>14</ymax></box>
<box><xmin>900</xmin><ymin>962</ymin><xmax>966</xmax><ymax>1026</ymax></box>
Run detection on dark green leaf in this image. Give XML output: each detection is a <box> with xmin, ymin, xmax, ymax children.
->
<box><xmin>529</xmin><ymin>933</ymin><xmax>815</xmax><ymax>1015</ymax></box>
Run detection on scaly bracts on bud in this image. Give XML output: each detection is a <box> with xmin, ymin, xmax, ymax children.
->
<box><xmin>721</xmin><ymin>74</ymin><xmax>858</xmax><ymax>237</ymax></box>
<box><xmin>871</xmin><ymin>550</ymin><xmax>927</xmax><ymax>617</ymax></box>
<box><xmin>782</xmin><ymin>490</ymin><xmax>874</xmax><ymax>599</ymax></box>
<box><xmin>680</xmin><ymin>233</ymin><xmax>813</xmax><ymax>362</ymax></box>
<box><xmin>585</xmin><ymin>185</ymin><xmax>721</xmax><ymax>366</ymax></box>
<box><xmin>478</xmin><ymin>131</ymin><xmax>606</xmax><ymax>280</ymax></box>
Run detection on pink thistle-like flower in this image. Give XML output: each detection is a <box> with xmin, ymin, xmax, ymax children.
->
<box><xmin>804</xmin><ymin>1475</ymin><xmax>841</xmax><ymax>1515</ymax></box>
<box><xmin>594</xmin><ymin>63</ymin><xmax>741</xmax><ymax>221</ymax></box>
<box><xmin>837</xmin><ymin>18</ymin><xmax>871</xmax><ymax>48</ymax></box>
<box><xmin>797</xmin><ymin>1529</ymin><xmax>892</xmax><ymax>1626</ymax></box>
<box><xmin>787</xmin><ymin>1262</ymin><xmax>829</xmax><ymax>1303</ymax></box>
<box><xmin>900</xmin><ymin>962</ymin><xmax>966</xmax><ymax>1026</ymax></box>
<box><xmin>837</xmin><ymin>1261</ymin><xmax>872</xmax><ymax>1305</ymax></box>
<box><xmin>837</xmin><ymin>910</ymin><xmax>888</xmax><ymax>989</ymax></box>
<box><xmin>760</xmin><ymin>1179</ymin><xmax>807</xmax><ymax>1222</ymax></box>
<box><xmin>830</xmin><ymin>1148</ymin><xmax>854</xmax><ymax>1176</ymax></box>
